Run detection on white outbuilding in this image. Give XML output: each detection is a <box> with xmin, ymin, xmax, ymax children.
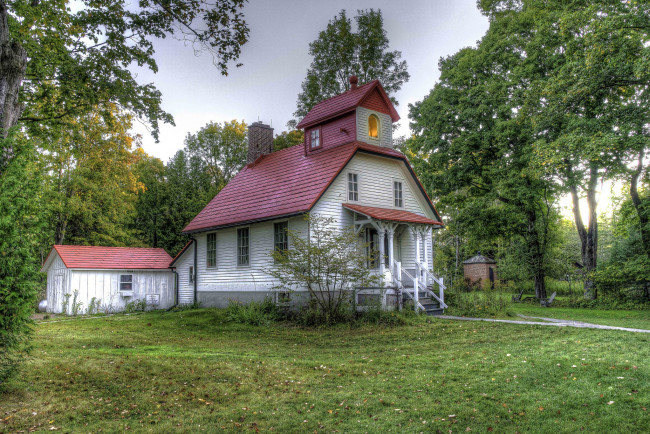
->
<box><xmin>41</xmin><ymin>245</ymin><xmax>175</xmax><ymax>314</ymax></box>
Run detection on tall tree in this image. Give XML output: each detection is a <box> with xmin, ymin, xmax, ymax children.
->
<box><xmin>184</xmin><ymin>120</ymin><xmax>247</xmax><ymax>190</ymax></box>
<box><xmin>0</xmin><ymin>0</ymin><xmax>249</xmax><ymax>171</ymax></box>
<box><xmin>43</xmin><ymin>106</ymin><xmax>144</xmax><ymax>247</ymax></box>
<box><xmin>289</xmin><ymin>9</ymin><xmax>409</xmax><ymax>127</ymax></box>
<box><xmin>273</xmin><ymin>130</ymin><xmax>304</xmax><ymax>151</ymax></box>
<box><xmin>408</xmin><ymin>25</ymin><xmax>557</xmax><ymax>298</ymax></box>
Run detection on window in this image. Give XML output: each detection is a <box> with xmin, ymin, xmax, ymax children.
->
<box><xmin>310</xmin><ymin>128</ymin><xmax>321</xmax><ymax>149</ymax></box>
<box><xmin>348</xmin><ymin>173</ymin><xmax>358</xmax><ymax>201</ymax></box>
<box><xmin>189</xmin><ymin>266</ymin><xmax>194</xmax><ymax>283</ymax></box>
<box><xmin>394</xmin><ymin>181</ymin><xmax>403</xmax><ymax>207</ymax></box>
<box><xmin>368</xmin><ymin>114</ymin><xmax>379</xmax><ymax>138</ymax></box>
<box><xmin>120</xmin><ymin>274</ymin><xmax>133</xmax><ymax>291</ymax></box>
<box><xmin>237</xmin><ymin>228</ymin><xmax>250</xmax><ymax>266</ymax></box>
<box><xmin>206</xmin><ymin>233</ymin><xmax>217</xmax><ymax>268</ymax></box>
<box><xmin>274</xmin><ymin>222</ymin><xmax>288</xmax><ymax>261</ymax></box>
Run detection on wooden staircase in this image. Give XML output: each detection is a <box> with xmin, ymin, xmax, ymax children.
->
<box><xmin>401</xmin><ymin>289</ymin><xmax>445</xmax><ymax>315</ymax></box>
<box><xmin>393</xmin><ymin>262</ymin><xmax>447</xmax><ymax>314</ymax></box>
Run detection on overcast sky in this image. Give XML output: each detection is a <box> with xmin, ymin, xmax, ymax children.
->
<box><xmin>132</xmin><ymin>0</ymin><xmax>490</xmax><ymax>162</ymax></box>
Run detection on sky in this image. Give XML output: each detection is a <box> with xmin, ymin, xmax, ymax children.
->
<box><xmin>131</xmin><ymin>0</ymin><xmax>490</xmax><ymax>162</ymax></box>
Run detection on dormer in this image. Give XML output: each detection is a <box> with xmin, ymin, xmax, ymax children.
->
<box><xmin>296</xmin><ymin>77</ymin><xmax>400</xmax><ymax>154</ymax></box>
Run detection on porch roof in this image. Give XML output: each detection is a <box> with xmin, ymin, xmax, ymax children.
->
<box><xmin>343</xmin><ymin>203</ymin><xmax>443</xmax><ymax>226</ymax></box>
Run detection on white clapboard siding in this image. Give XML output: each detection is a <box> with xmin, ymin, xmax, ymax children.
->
<box><xmin>356</xmin><ymin>107</ymin><xmax>393</xmax><ymax>148</ymax></box>
<box><xmin>195</xmin><ymin>216</ymin><xmax>307</xmax><ymax>292</ymax></box>
<box><xmin>311</xmin><ymin>152</ymin><xmax>436</xmax><ymax>270</ymax></box>
<box><xmin>173</xmin><ymin>243</ymin><xmax>196</xmax><ymax>305</ymax></box>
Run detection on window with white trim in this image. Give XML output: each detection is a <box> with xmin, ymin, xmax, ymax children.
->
<box><xmin>310</xmin><ymin>128</ymin><xmax>320</xmax><ymax>148</ymax></box>
<box><xmin>206</xmin><ymin>233</ymin><xmax>217</xmax><ymax>268</ymax></box>
<box><xmin>368</xmin><ymin>114</ymin><xmax>379</xmax><ymax>139</ymax></box>
<box><xmin>120</xmin><ymin>274</ymin><xmax>133</xmax><ymax>291</ymax></box>
<box><xmin>348</xmin><ymin>173</ymin><xmax>358</xmax><ymax>201</ymax></box>
<box><xmin>237</xmin><ymin>228</ymin><xmax>250</xmax><ymax>266</ymax></box>
<box><xmin>394</xmin><ymin>181</ymin><xmax>403</xmax><ymax>207</ymax></box>
<box><xmin>274</xmin><ymin>221</ymin><xmax>288</xmax><ymax>263</ymax></box>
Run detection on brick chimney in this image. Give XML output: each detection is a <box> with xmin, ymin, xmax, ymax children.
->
<box><xmin>247</xmin><ymin>121</ymin><xmax>274</xmax><ymax>164</ymax></box>
<box><xmin>349</xmin><ymin>75</ymin><xmax>358</xmax><ymax>90</ymax></box>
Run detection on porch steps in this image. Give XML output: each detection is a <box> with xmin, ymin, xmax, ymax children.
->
<box><xmin>402</xmin><ymin>289</ymin><xmax>445</xmax><ymax>315</ymax></box>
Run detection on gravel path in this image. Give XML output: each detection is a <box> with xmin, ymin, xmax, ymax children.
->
<box><xmin>436</xmin><ymin>314</ymin><xmax>650</xmax><ymax>333</ymax></box>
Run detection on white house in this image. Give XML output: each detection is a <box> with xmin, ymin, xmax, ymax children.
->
<box><xmin>41</xmin><ymin>245</ymin><xmax>175</xmax><ymax>314</ymax></box>
<box><xmin>172</xmin><ymin>77</ymin><xmax>447</xmax><ymax>313</ymax></box>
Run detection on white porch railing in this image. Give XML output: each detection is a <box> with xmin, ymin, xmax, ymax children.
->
<box><xmin>390</xmin><ymin>259</ymin><xmax>447</xmax><ymax>312</ymax></box>
<box><xmin>417</xmin><ymin>263</ymin><xmax>448</xmax><ymax>309</ymax></box>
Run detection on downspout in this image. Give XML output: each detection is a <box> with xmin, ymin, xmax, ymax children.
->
<box><xmin>191</xmin><ymin>237</ymin><xmax>197</xmax><ymax>304</ymax></box>
<box><xmin>167</xmin><ymin>267</ymin><xmax>179</xmax><ymax>311</ymax></box>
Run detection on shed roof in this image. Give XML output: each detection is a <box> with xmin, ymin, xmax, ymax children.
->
<box><xmin>463</xmin><ymin>253</ymin><xmax>497</xmax><ymax>265</ymax></box>
<box><xmin>42</xmin><ymin>245</ymin><xmax>173</xmax><ymax>271</ymax></box>
<box><xmin>183</xmin><ymin>141</ymin><xmax>440</xmax><ymax>233</ymax></box>
<box><xmin>296</xmin><ymin>80</ymin><xmax>399</xmax><ymax>129</ymax></box>
<box><xmin>343</xmin><ymin>204</ymin><xmax>443</xmax><ymax>226</ymax></box>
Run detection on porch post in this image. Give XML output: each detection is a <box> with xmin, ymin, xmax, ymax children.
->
<box><xmin>413</xmin><ymin>229</ymin><xmax>420</xmax><ymax>307</ymax></box>
<box><xmin>387</xmin><ymin>226</ymin><xmax>395</xmax><ymax>276</ymax></box>
<box><xmin>422</xmin><ymin>227</ymin><xmax>428</xmax><ymax>272</ymax></box>
<box><xmin>378</xmin><ymin>227</ymin><xmax>386</xmax><ymax>278</ymax></box>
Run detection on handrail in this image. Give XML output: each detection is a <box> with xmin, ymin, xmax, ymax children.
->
<box><xmin>416</xmin><ymin>263</ymin><xmax>448</xmax><ymax>309</ymax></box>
<box><xmin>392</xmin><ymin>260</ymin><xmax>426</xmax><ymax>312</ymax></box>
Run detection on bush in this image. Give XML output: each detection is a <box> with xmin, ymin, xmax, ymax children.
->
<box><xmin>125</xmin><ymin>299</ymin><xmax>147</xmax><ymax>313</ymax></box>
<box><xmin>226</xmin><ymin>298</ymin><xmax>282</xmax><ymax>326</ymax></box>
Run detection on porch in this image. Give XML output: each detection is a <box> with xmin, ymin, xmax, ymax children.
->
<box><xmin>343</xmin><ymin>204</ymin><xmax>447</xmax><ymax>314</ymax></box>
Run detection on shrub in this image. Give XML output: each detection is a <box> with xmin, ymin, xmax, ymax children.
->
<box><xmin>124</xmin><ymin>299</ymin><xmax>147</xmax><ymax>313</ymax></box>
<box><xmin>226</xmin><ymin>298</ymin><xmax>282</xmax><ymax>326</ymax></box>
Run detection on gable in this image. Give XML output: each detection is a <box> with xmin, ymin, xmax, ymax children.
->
<box><xmin>313</xmin><ymin>151</ymin><xmax>441</xmax><ymax>223</ymax></box>
<box><xmin>360</xmin><ymin>88</ymin><xmax>391</xmax><ymax>115</ymax></box>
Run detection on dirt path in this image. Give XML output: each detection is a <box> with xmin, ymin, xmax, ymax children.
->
<box><xmin>436</xmin><ymin>314</ymin><xmax>650</xmax><ymax>333</ymax></box>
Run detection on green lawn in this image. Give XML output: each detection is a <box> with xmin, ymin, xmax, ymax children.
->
<box><xmin>1</xmin><ymin>309</ymin><xmax>649</xmax><ymax>432</ymax></box>
<box><xmin>511</xmin><ymin>304</ymin><xmax>650</xmax><ymax>330</ymax></box>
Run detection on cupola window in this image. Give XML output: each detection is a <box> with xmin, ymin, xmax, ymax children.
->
<box><xmin>368</xmin><ymin>115</ymin><xmax>379</xmax><ymax>139</ymax></box>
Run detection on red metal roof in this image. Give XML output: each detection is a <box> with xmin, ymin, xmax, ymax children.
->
<box><xmin>47</xmin><ymin>245</ymin><xmax>173</xmax><ymax>269</ymax></box>
<box><xmin>343</xmin><ymin>203</ymin><xmax>443</xmax><ymax>226</ymax></box>
<box><xmin>296</xmin><ymin>80</ymin><xmax>400</xmax><ymax>129</ymax></box>
<box><xmin>183</xmin><ymin>141</ymin><xmax>413</xmax><ymax>233</ymax></box>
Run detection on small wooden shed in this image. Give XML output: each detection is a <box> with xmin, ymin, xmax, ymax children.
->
<box><xmin>463</xmin><ymin>252</ymin><xmax>497</xmax><ymax>289</ymax></box>
<box><xmin>41</xmin><ymin>245</ymin><xmax>174</xmax><ymax>314</ymax></box>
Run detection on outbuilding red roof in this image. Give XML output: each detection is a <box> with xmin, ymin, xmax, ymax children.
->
<box><xmin>183</xmin><ymin>141</ymin><xmax>428</xmax><ymax>233</ymax></box>
<box><xmin>296</xmin><ymin>80</ymin><xmax>400</xmax><ymax>129</ymax></box>
<box><xmin>44</xmin><ymin>245</ymin><xmax>173</xmax><ymax>270</ymax></box>
<box><xmin>342</xmin><ymin>204</ymin><xmax>443</xmax><ymax>226</ymax></box>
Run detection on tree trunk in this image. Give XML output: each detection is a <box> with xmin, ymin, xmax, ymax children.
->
<box><xmin>0</xmin><ymin>0</ymin><xmax>26</xmax><ymax>148</ymax></box>
<box><xmin>569</xmin><ymin>165</ymin><xmax>599</xmax><ymax>299</ymax></box>
<box><xmin>630</xmin><ymin>149</ymin><xmax>650</xmax><ymax>259</ymax></box>
<box><xmin>526</xmin><ymin>210</ymin><xmax>547</xmax><ymax>300</ymax></box>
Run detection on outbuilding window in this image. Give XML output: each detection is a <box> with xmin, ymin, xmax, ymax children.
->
<box><xmin>206</xmin><ymin>233</ymin><xmax>217</xmax><ymax>268</ymax></box>
<box><xmin>368</xmin><ymin>114</ymin><xmax>379</xmax><ymax>139</ymax></box>
<box><xmin>237</xmin><ymin>228</ymin><xmax>250</xmax><ymax>266</ymax></box>
<box><xmin>120</xmin><ymin>274</ymin><xmax>133</xmax><ymax>291</ymax></box>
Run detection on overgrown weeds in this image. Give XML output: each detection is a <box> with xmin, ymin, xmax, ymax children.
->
<box><xmin>445</xmin><ymin>288</ymin><xmax>513</xmax><ymax>317</ymax></box>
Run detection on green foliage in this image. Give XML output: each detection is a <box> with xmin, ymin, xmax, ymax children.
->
<box><xmin>8</xmin><ymin>0</ymin><xmax>249</xmax><ymax>140</ymax></box>
<box><xmin>289</xmin><ymin>9</ymin><xmax>409</xmax><ymax>126</ymax></box>
<box><xmin>124</xmin><ymin>299</ymin><xmax>147</xmax><ymax>313</ymax></box>
<box><xmin>70</xmin><ymin>290</ymin><xmax>83</xmax><ymax>316</ymax></box>
<box><xmin>273</xmin><ymin>130</ymin><xmax>304</xmax><ymax>151</ymax></box>
<box><xmin>226</xmin><ymin>298</ymin><xmax>282</xmax><ymax>326</ymax></box>
<box><xmin>444</xmin><ymin>288</ymin><xmax>512</xmax><ymax>318</ymax></box>
<box><xmin>184</xmin><ymin>120</ymin><xmax>248</xmax><ymax>190</ymax></box>
<box><xmin>0</xmin><ymin>134</ymin><xmax>43</xmax><ymax>388</ymax></box>
<box><xmin>87</xmin><ymin>297</ymin><xmax>100</xmax><ymax>315</ymax></box>
<box><xmin>268</xmin><ymin>214</ymin><xmax>379</xmax><ymax>325</ymax></box>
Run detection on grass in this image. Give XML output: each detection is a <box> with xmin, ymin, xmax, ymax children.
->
<box><xmin>1</xmin><ymin>309</ymin><xmax>649</xmax><ymax>432</ymax></box>
<box><xmin>511</xmin><ymin>304</ymin><xmax>650</xmax><ymax>330</ymax></box>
